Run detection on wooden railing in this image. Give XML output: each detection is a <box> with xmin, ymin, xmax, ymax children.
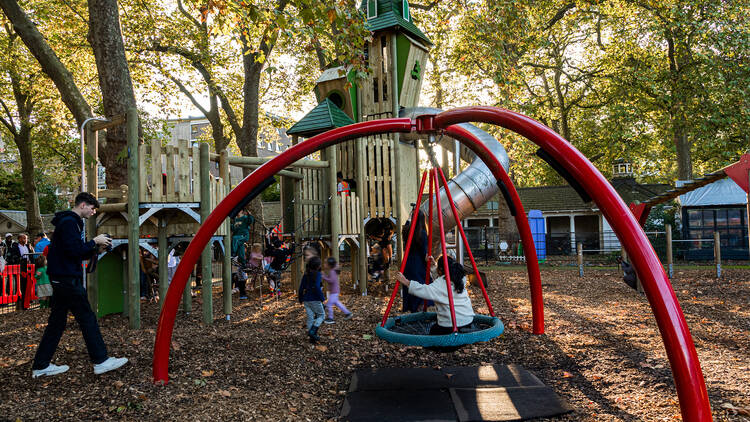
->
<box><xmin>339</xmin><ymin>193</ymin><xmax>361</xmax><ymax>235</ymax></box>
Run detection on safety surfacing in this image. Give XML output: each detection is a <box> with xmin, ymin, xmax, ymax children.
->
<box><xmin>340</xmin><ymin>364</ymin><xmax>572</xmax><ymax>422</ymax></box>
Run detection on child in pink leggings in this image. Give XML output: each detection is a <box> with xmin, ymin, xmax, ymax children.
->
<box><xmin>323</xmin><ymin>257</ymin><xmax>353</xmax><ymax>324</ymax></box>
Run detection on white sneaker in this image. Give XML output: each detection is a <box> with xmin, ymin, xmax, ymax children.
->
<box><xmin>93</xmin><ymin>357</ymin><xmax>128</xmax><ymax>375</ymax></box>
<box><xmin>32</xmin><ymin>363</ymin><xmax>69</xmax><ymax>378</ymax></box>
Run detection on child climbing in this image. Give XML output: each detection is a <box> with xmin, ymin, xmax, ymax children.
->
<box><xmin>34</xmin><ymin>255</ymin><xmax>52</xmax><ymax>309</ymax></box>
<box><xmin>298</xmin><ymin>256</ymin><xmax>325</xmax><ymax>343</ymax></box>
<box><xmin>323</xmin><ymin>257</ymin><xmax>353</xmax><ymax>324</ymax></box>
<box><xmin>247</xmin><ymin>243</ymin><xmax>264</xmax><ymax>295</ymax></box>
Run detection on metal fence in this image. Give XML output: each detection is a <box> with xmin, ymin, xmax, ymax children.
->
<box><xmin>460</xmin><ymin>226</ymin><xmax>749</xmax><ymax>264</ymax></box>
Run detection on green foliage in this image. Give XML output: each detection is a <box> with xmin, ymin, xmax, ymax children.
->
<box><xmin>261</xmin><ymin>176</ymin><xmax>280</xmax><ymax>202</ymax></box>
<box><xmin>0</xmin><ymin>169</ymin><xmax>66</xmax><ymax>213</ymax></box>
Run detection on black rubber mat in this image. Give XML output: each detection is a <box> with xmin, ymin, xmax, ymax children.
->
<box><xmin>342</xmin><ymin>365</ymin><xmax>572</xmax><ymax>422</ymax></box>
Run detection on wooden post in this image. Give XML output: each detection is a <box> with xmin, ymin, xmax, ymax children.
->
<box><xmin>126</xmin><ymin>107</ymin><xmax>141</xmax><ymax>329</ymax></box>
<box><xmin>665</xmin><ymin>223</ymin><xmax>673</xmax><ymax>279</ymax></box>
<box><xmin>158</xmin><ymin>217</ymin><xmax>167</xmax><ymax>309</ymax></box>
<box><xmin>121</xmin><ymin>248</ymin><xmax>128</xmax><ymax>316</ymax></box>
<box><xmin>220</xmin><ymin>150</ymin><xmax>232</xmax><ymax>319</ymax></box>
<box><xmin>85</xmin><ymin>125</ymin><xmax>98</xmax><ymax>313</ymax></box>
<box><xmin>329</xmin><ymin>146</ymin><xmax>340</xmax><ymax>263</ymax></box>
<box><xmin>714</xmin><ymin>231</ymin><xmax>721</xmax><ymax>279</ymax></box>
<box><xmin>200</xmin><ymin>143</ymin><xmax>213</xmax><ymax>324</ymax></box>
<box><xmin>577</xmin><ymin>242</ymin><xmax>583</xmax><ymax>277</ymax></box>
<box><xmin>292</xmin><ymin>178</ymin><xmax>303</xmax><ymax>291</ymax></box>
<box><xmin>182</xmin><ymin>271</ymin><xmax>192</xmax><ymax>314</ymax></box>
<box><xmin>390</xmin><ymin>33</ymin><xmax>402</xmax><ymax>266</ymax></box>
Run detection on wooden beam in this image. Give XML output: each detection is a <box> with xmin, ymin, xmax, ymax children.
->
<box><xmin>90</xmin><ymin>114</ymin><xmax>126</xmax><ymax>132</ymax></box>
<box><xmin>200</xmin><ymin>143</ymin><xmax>213</xmax><ymax>324</ymax></box>
<box><xmin>220</xmin><ymin>150</ymin><xmax>232</xmax><ymax>319</ymax></box>
<box><xmin>227</xmin><ymin>156</ymin><xmax>328</xmax><ymax>169</ymax></box>
<box><xmin>232</xmin><ymin>163</ymin><xmax>303</xmax><ymax>179</ymax></box>
<box><xmin>126</xmin><ymin>107</ymin><xmax>141</xmax><ymax>329</ymax></box>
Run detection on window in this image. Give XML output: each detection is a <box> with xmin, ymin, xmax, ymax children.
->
<box><xmin>728</xmin><ymin>209</ymin><xmax>742</xmax><ymax>226</ymax></box>
<box><xmin>702</xmin><ymin>209</ymin><xmax>714</xmax><ymax>228</ymax></box>
<box><xmin>688</xmin><ymin>209</ymin><xmax>701</xmax><ymax>228</ymax></box>
<box><xmin>367</xmin><ymin>0</ymin><xmax>377</xmax><ymax>19</ymax></box>
<box><xmin>486</xmin><ymin>201</ymin><xmax>499</xmax><ymax>211</ymax></box>
<box><xmin>373</xmin><ymin>77</ymin><xmax>379</xmax><ymax>103</ymax></box>
<box><xmin>381</xmin><ymin>36</ymin><xmax>387</xmax><ymax>74</ymax></box>
<box><xmin>715</xmin><ymin>209</ymin><xmax>727</xmax><ymax>227</ymax></box>
<box><xmin>402</xmin><ymin>0</ymin><xmax>410</xmax><ymax>20</ymax></box>
<box><xmin>382</xmin><ymin>76</ymin><xmax>388</xmax><ymax>101</ymax></box>
<box><xmin>190</xmin><ymin>123</ymin><xmax>210</xmax><ymax>140</ymax></box>
<box><xmin>328</xmin><ymin>92</ymin><xmax>344</xmax><ymax>109</ymax></box>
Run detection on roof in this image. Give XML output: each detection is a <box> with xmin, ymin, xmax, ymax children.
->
<box><xmin>515</xmin><ymin>178</ymin><xmax>671</xmax><ymax>213</ymax></box>
<box><xmin>0</xmin><ymin>211</ymin><xmax>55</xmax><ymax>232</ymax></box>
<box><xmin>679</xmin><ymin>177</ymin><xmax>748</xmax><ymax>207</ymax></box>
<box><xmin>358</xmin><ymin>0</ymin><xmax>432</xmax><ymax>46</ymax></box>
<box><xmin>286</xmin><ymin>99</ymin><xmax>355</xmax><ymax>137</ymax></box>
<box><xmin>316</xmin><ymin>66</ymin><xmax>348</xmax><ymax>84</ymax></box>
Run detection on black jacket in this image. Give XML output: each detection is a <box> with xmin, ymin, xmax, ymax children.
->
<box><xmin>7</xmin><ymin>242</ymin><xmax>34</xmax><ymax>265</ymax></box>
<box><xmin>47</xmin><ymin>211</ymin><xmax>97</xmax><ymax>281</ymax></box>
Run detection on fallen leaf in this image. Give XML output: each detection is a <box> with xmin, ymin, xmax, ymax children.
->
<box><xmin>201</xmin><ymin>370</ymin><xmax>214</xmax><ymax>377</ymax></box>
<box><xmin>562</xmin><ymin>371</ymin><xmax>573</xmax><ymax>378</ymax></box>
<box><xmin>219</xmin><ymin>389</ymin><xmax>231</xmax><ymax>397</ymax></box>
<box><xmin>113</xmin><ymin>380</ymin><xmax>124</xmax><ymax>388</ymax></box>
<box><xmin>302</xmin><ymin>393</ymin><xmax>312</xmax><ymax>399</ymax></box>
<box><xmin>315</xmin><ymin>345</ymin><xmax>328</xmax><ymax>352</ymax></box>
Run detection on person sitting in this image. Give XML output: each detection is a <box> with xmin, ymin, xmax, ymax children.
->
<box><xmin>231</xmin><ymin>210</ymin><xmax>254</xmax><ymax>266</ymax></box>
<box><xmin>336</xmin><ymin>171</ymin><xmax>350</xmax><ymax>197</ymax></box>
<box><xmin>395</xmin><ymin>255</ymin><xmax>475</xmax><ymax>335</ymax></box>
<box><xmin>264</xmin><ymin>237</ymin><xmax>294</xmax><ymax>295</ymax></box>
<box><xmin>368</xmin><ymin>244</ymin><xmax>385</xmax><ymax>282</ymax></box>
<box><xmin>401</xmin><ymin>211</ymin><xmax>429</xmax><ymax>312</ymax></box>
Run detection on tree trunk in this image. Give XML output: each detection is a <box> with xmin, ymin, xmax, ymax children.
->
<box><xmin>13</xmin><ymin>126</ymin><xmax>42</xmax><ymax>236</ymax></box>
<box><xmin>0</xmin><ymin>0</ymin><xmax>92</xmax><ymax>127</ymax></box>
<box><xmin>673</xmin><ymin>113</ymin><xmax>692</xmax><ymax>180</ymax></box>
<box><xmin>88</xmin><ymin>0</ymin><xmax>138</xmax><ymax>188</ymax></box>
<box><xmin>237</xmin><ymin>61</ymin><xmax>264</xmax><ymax>234</ymax></box>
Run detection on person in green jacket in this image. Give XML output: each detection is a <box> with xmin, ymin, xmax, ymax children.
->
<box><xmin>34</xmin><ymin>255</ymin><xmax>52</xmax><ymax>309</ymax></box>
<box><xmin>231</xmin><ymin>209</ymin><xmax>255</xmax><ymax>266</ymax></box>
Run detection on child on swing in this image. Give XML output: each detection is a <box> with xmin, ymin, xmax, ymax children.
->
<box><xmin>396</xmin><ymin>255</ymin><xmax>475</xmax><ymax>335</ymax></box>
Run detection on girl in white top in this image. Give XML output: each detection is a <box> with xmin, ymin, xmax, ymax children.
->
<box><xmin>396</xmin><ymin>255</ymin><xmax>475</xmax><ymax>335</ymax></box>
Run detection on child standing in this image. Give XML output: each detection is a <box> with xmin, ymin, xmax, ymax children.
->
<box><xmin>323</xmin><ymin>257</ymin><xmax>352</xmax><ymax>324</ymax></box>
<box><xmin>297</xmin><ymin>256</ymin><xmax>325</xmax><ymax>343</ymax></box>
<box><xmin>34</xmin><ymin>255</ymin><xmax>52</xmax><ymax>309</ymax></box>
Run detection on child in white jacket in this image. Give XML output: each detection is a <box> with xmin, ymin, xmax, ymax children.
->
<box><xmin>396</xmin><ymin>255</ymin><xmax>474</xmax><ymax>335</ymax></box>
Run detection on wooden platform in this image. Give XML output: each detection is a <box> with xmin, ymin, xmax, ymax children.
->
<box><xmin>341</xmin><ymin>364</ymin><xmax>572</xmax><ymax>422</ymax></box>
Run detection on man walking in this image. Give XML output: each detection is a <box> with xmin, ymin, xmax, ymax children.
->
<box><xmin>31</xmin><ymin>192</ymin><xmax>128</xmax><ymax>378</ymax></box>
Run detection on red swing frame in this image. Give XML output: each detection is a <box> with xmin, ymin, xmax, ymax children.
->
<box><xmin>151</xmin><ymin>107</ymin><xmax>711</xmax><ymax>421</ymax></box>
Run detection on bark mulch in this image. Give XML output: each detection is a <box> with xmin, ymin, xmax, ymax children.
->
<box><xmin>1</xmin><ymin>267</ymin><xmax>749</xmax><ymax>421</ymax></box>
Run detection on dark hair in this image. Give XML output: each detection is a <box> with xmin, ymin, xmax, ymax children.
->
<box><xmin>74</xmin><ymin>192</ymin><xmax>100</xmax><ymax>208</ymax></box>
<box><xmin>272</xmin><ymin>238</ymin><xmax>282</xmax><ymax>248</ymax></box>
<box><xmin>36</xmin><ymin>232</ymin><xmax>46</xmax><ymax>238</ymax></box>
<box><xmin>336</xmin><ymin>171</ymin><xmax>344</xmax><ymax>179</ymax></box>
<box><xmin>326</xmin><ymin>257</ymin><xmax>340</xmax><ymax>274</ymax></box>
<box><xmin>437</xmin><ymin>256</ymin><xmax>466</xmax><ymax>294</ymax></box>
<box><xmin>402</xmin><ymin>210</ymin><xmax>426</xmax><ymax>251</ymax></box>
<box><xmin>35</xmin><ymin>255</ymin><xmax>47</xmax><ymax>268</ymax></box>
<box><xmin>305</xmin><ymin>256</ymin><xmax>321</xmax><ymax>275</ymax></box>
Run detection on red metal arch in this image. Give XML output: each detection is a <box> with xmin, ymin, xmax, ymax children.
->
<box><xmin>152</xmin><ymin>107</ymin><xmax>709</xmax><ymax>421</ymax></box>
<box><xmin>432</xmin><ymin>106</ymin><xmax>711</xmax><ymax>421</ymax></box>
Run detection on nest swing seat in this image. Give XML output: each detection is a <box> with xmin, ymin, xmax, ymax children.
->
<box><xmin>375</xmin><ymin>166</ymin><xmax>504</xmax><ymax>348</ymax></box>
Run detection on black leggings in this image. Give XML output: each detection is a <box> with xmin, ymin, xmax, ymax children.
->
<box><xmin>429</xmin><ymin>322</ymin><xmax>472</xmax><ymax>335</ymax></box>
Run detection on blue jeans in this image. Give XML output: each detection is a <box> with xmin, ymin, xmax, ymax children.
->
<box><xmin>303</xmin><ymin>301</ymin><xmax>325</xmax><ymax>331</ymax></box>
<box><xmin>32</xmin><ymin>280</ymin><xmax>108</xmax><ymax>369</ymax></box>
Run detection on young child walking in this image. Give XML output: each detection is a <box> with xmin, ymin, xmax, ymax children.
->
<box><xmin>34</xmin><ymin>255</ymin><xmax>52</xmax><ymax>309</ymax></box>
<box><xmin>323</xmin><ymin>257</ymin><xmax>352</xmax><ymax>324</ymax></box>
<box><xmin>297</xmin><ymin>256</ymin><xmax>325</xmax><ymax>343</ymax></box>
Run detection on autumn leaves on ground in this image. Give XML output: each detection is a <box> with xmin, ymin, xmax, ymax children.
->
<box><xmin>1</xmin><ymin>267</ymin><xmax>749</xmax><ymax>421</ymax></box>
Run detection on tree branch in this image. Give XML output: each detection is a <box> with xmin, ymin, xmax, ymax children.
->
<box><xmin>544</xmin><ymin>2</ymin><xmax>576</xmax><ymax>31</ymax></box>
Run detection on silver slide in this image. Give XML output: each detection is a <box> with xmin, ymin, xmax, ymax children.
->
<box><xmin>399</xmin><ymin>107</ymin><xmax>510</xmax><ymax>241</ymax></box>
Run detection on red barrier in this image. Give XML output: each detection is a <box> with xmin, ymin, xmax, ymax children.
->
<box><xmin>0</xmin><ymin>264</ymin><xmax>37</xmax><ymax>308</ymax></box>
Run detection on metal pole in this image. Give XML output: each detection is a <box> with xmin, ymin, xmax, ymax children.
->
<box><xmin>714</xmin><ymin>231</ymin><xmax>721</xmax><ymax>279</ymax></box>
<box><xmin>666</xmin><ymin>223</ymin><xmax>673</xmax><ymax>279</ymax></box>
<box><xmin>126</xmin><ymin>107</ymin><xmax>140</xmax><ymax>329</ymax></box>
<box><xmin>200</xmin><ymin>143</ymin><xmax>212</xmax><ymax>324</ymax></box>
<box><xmin>577</xmin><ymin>242</ymin><xmax>583</xmax><ymax>277</ymax></box>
